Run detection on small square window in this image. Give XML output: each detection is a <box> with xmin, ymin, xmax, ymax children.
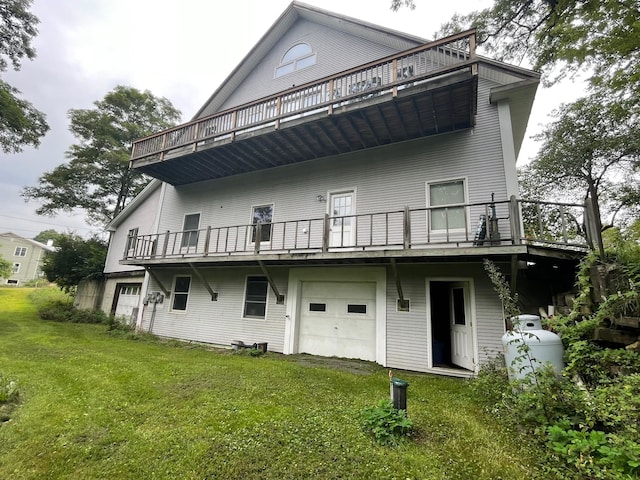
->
<box><xmin>14</xmin><ymin>247</ymin><xmax>27</xmax><ymax>257</ymax></box>
<box><xmin>171</xmin><ymin>276</ymin><xmax>191</xmax><ymax>311</ymax></box>
<box><xmin>244</xmin><ymin>276</ymin><xmax>268</xmax><ymax>318</ymax></box>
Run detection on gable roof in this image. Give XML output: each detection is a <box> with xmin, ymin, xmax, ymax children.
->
<box><xmin>194</xmin><ymin>1</ymin><xmax>428</xmax><ymax>119</ymax></box>
<box><xmin>0</xmin><ymin>232</ymin><xmax>56</xmax><ymax>252</ymax></box>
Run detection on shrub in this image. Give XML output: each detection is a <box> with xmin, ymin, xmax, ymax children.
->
<box><xmin>360</xmin><ymin>399</ymin><xmax>413</xmax><ymax>446</ymax></box>
<box><xmin>37</xmin><ymin>301</ymin><xmax>110</xmax><ymax>324</ymax></box>
<box><xmin>546</xmin><ymin>423</ymin><xmax>640</xmax><ymax>479</ymax></box>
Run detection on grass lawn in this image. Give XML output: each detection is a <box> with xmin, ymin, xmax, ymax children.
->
<box><xmin>0</xmin><ymin>288</ymin><xmax>545</xmax><ymax>479</ymax></box>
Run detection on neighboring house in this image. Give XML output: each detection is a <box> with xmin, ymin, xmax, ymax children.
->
<box><xmin>0</xmin><ymin>232</ymin><xmax>56</xmax><ymax>285</ymax></box>
<box><xmin>104</xmin><ymin>2</ymin><xmax>594</xmax><ymax>376</ymax></box>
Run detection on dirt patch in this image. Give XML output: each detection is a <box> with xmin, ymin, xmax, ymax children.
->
<box><xmin>285</xmin><ymin>354</ymin><xmax>383</xmax><ymax>375</ymax></box>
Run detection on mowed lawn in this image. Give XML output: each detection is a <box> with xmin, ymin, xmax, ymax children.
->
<box><xmin>0</xmin><ymin>288</ymin><xmax>543</xmax><ymax>479</ymax></box>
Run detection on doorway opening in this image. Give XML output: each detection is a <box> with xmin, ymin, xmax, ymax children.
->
<box><xmin>429</xmin><ymin>280</ymin><xmax>474</xmax><ymax>371</ymax></box>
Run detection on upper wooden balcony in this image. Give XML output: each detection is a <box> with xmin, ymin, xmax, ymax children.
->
<box><xmin>120</xmin><ymin>198</ymin><xmax>592</xmax><ymax>268</ymax></box>
<box><xmin>130</xmin><ymin>31</ymin><xmax>479</xmax><ymax>186</ymax></box>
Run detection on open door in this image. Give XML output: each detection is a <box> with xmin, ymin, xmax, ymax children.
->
<box><xmin>449</xmin><ymin>283</ymin><xmax>474</xmax><ymax>370</ymax></box>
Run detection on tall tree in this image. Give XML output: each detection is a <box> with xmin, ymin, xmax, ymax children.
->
<box><xmin>22</xmin><ymin>86</ymin><xmax>181</xmax><ymax>226</ymax></box>
<box><xmin>0</xmin><ymin>0</ymin><xmax>49</xmax><ymax>153</ymax></box>
<box><xmin>41</xmin><ymin>234</ymin><xmax>107</xmax><ymax>293</ymax></box>
<box><xmin>438</xmin><ymin>0</ymin><xmax>640</xmax><ymax>95</ymax></box>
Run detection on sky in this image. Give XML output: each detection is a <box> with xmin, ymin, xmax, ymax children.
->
<box><xmin>0</xmin><ymin>0</ymin><xmax>586</xmax><ymax>240</ymax></box>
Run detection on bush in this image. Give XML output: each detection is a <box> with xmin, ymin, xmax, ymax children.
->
<box><xmin>360</xmin><ymin>399</ymin><xmax>413</xmax><ymax>446</ymax></box>
<box><xmin>37</xmin><ymin>301</ymin><xmax>110</xmax><ymax>324</ymax></box>
<box><xmin>546</xmin><ymin>423</ymin><xmax>640</xmax><ymax>479</ymax></box>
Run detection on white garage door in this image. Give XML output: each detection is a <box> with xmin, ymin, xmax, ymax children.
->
<box><xmin>298</xmin><ymin>281</ymin><xmax>376</xmax><ymax>361</ymax></box>
<box><xmin>114</xmin><ymin>284</ymin><xmax>141</xmax><ymax>322</ymax></box>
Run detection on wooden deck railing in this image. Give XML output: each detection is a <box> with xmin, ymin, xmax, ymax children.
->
<box><xmin>130</xmin><ymin>30</ymin><xmax>478</xmax><ymax>162</ymax></box>
<box><xmin>122</xmin><ymin>197</ymin><xmax>590</xmax><ymax>262</ymax></box>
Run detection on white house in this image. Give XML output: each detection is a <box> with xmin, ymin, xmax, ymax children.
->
<box><xmin>103</xmin><ymin>2</ymin><xmax>590</xmax><ymax>376</ymax></box>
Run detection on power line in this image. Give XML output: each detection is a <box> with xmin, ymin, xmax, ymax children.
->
<box><xmin>0</xmin><ymin>214</ymin><xmax>97</xmax><ymax>232</ymax></box>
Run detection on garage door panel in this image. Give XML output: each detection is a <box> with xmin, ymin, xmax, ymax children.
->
<box><xmin>299</xmin><ymin>281</ymin><xmax>376</xmax><ymax>361</ymax></box>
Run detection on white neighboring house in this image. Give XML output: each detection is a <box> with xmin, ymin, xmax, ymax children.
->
<box><xmin>0</xmin><ymin>232</ymin><xmax>55</xmax><ymax>285</ymax></box>
<box><xmin>101</xmin><ymin>2</ymin><xmax>591</xmax><ymax>375</ymax></box>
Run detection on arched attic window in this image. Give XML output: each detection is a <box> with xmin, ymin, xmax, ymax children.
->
<box><xmin>274</xmin><ymin>43</ymin><xmax>316</xmax><ymax>78</ymax></box>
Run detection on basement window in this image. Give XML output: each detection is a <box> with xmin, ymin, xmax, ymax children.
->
<box><xmin>244</xmin><ymin>276</ymin><xmax>268</xmax><ymax>318</ymax></box>
<box><xmin>171</xmin><ymin>276</ymin><xmax>191</xmax><ymax>312</ymax></box>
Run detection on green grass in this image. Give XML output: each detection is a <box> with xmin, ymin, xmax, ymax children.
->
<box><xmin>0</xmin><ymin>288</ymin><xmax>546</xmax><ymax>479</ymax></box>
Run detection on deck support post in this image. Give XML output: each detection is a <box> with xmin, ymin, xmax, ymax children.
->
<box><xmin>510</xmin><ymin>254</ymin><xmax>518</xmax><ymax>296</ymax></box>
<box><xmin>403</xmin><ymin>206</ymin><xmax>411</xmax><ymax>249</ymax></box>
<box><xmin>188</xmin><ymin>263</ymin><xmax>218</xmax><ymax>301</ymax></box>
<box><xmin>509</xmin><ymin>196</ymin><xmax>522</xmax><ymax>245</ymax></box>
<box><xmin>258</xmin><ymin>260</ymin><xmax>285</xmax><ymax>304</ymax></box>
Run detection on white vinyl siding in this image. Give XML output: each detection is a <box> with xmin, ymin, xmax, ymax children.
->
<box><xmin>385</xmin><ymin>263</ymin><xmax>505</xmax><ymax>373</ymax></box>
<box><xmin>104</xmin><ymin>184</ymin><xmax>162</xmax><ymax>274</ymax></box>
<box><xmin>159</xmin><ymin>78</ymin><xmax>507</xmax><ymax>246</ymax></box>
<box><xmin>140</xmin><ymin>268</ymin><xmax>288</xmax><ymax>352</ymax></box>
<box><xmin>209</xmin><ymin>19</ymin><xmax>416</xmax><ymax>115</ymax></box>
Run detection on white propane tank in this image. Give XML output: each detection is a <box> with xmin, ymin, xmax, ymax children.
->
<box><xmin>502</xmin><ymin>314</ymin><xmax>564</xmax><ymax>381</ymax></box>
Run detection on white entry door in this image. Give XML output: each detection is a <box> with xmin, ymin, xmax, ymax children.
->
<box><xmin>449</xmin><ymin>282</ymin><xmax>474</xmax><ymax>370</ymax></box>
<box><xmin>329</xmin><ymin>191</ymin><xmax>354</xmax><ymax>247</ymax></box>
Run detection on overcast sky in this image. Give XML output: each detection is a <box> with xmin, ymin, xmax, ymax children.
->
<box><xmin>0</xmin><ymin>0</ymin><xmax>586</xmax><ymax>239</ymax></box>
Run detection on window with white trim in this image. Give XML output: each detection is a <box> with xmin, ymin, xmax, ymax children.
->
<box><xmin>428</xmin><ymin>179</ymin><xmax>466</xmax><ymax>231</ymax></box>
<box><xmin>14</xmin><ymin>247</ymin><xmax>27</xmax><ymax>257</ymax></box>
<box><xmin>171</xmin><ymin>276</ymin><xmax>191</xmax><ymax>311</ymax></box>
<box><xmin>12</xmin><ymin>263</ymin><xmax>20</xmax><ymax>274</ymax></box>
<box><xmin>251</xmin><ymin>205</ymin><xmax>273</xmax><ymax>243</ymax></box>
<box><xmin>275</xmin><ymin>43</ymin><xmax>316</xmax><ymax>78</ymax></box>
<box><xmin>181</xmin><ymin>214</ymin><xmax>200</xmax><ymax>248</ymax></box>
<box><xmin>243</xmin><ymin>276</ymin><xmax>268</xmax><ymax>318</ymax></box>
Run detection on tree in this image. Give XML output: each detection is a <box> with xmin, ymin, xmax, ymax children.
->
<box><xmin>438</xmin><ymin>0</ymin><xmax>640</xmax><ymax>95</ymax></box>
<box><xmin>520</xmin><ymin>93</ymin><xmax>640</xmax><ymax>255</ymax></box>
<box><xmin>0</xmin><ymin>253</ymin><xmax>11</xmax><ymax>279</ymax></box>
<box><xmin>33</xmin><ymin>229</ymin><xmax>66</xmax><ymax>246</ymax></box>
<box><xmin>41</xmin><ymin>234</ymin><xmax>107</xmax><ymax>293</ymax></box>
<box><xmin>22</xmin><ymin>86</ymin><xmax>181</xmax><ymax>226</ymax></box>
<box><xmin>390</xmin><ymin>0</ymin><xmax>415</xmax><ymax>11</ymax></box>
<box><xmin>0</xmin><ymin>0</ymin><xmax>49</xmax><ymax>153</ymax></box>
